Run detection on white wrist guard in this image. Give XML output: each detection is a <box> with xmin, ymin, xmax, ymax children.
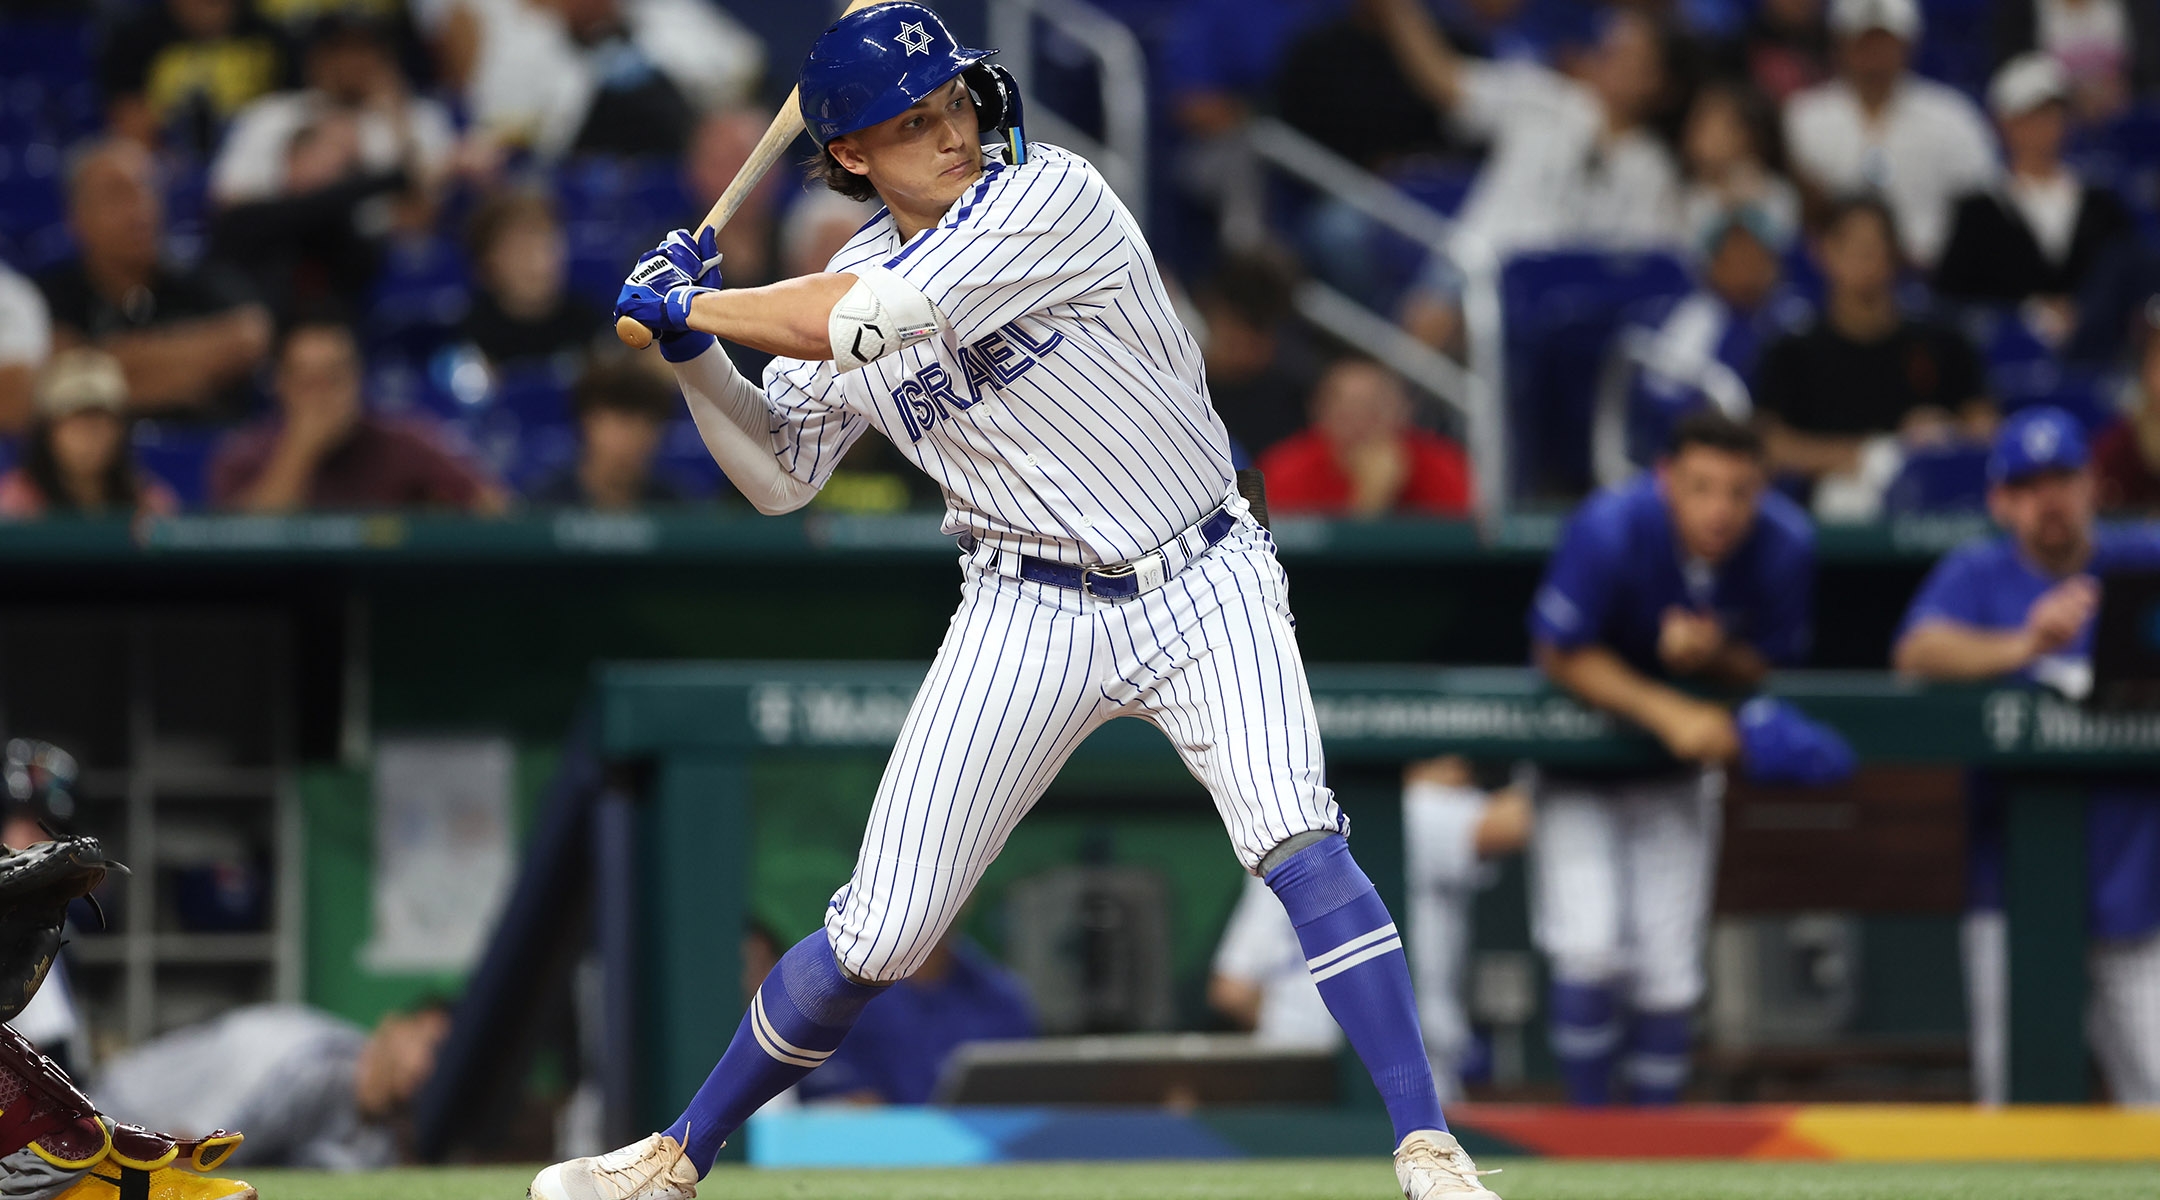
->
<box><xmin>829</xmin><ymin>266</ymin><xmax>942</xmax><ymax>373</ymax></box>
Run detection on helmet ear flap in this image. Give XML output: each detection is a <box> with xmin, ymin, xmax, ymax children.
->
<box><xmin>963</xmin><ymin>63</ymin><xmax>1026</xmax><ymax>162</ymax></box>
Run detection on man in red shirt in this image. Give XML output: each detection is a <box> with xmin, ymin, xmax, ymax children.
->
<box><xmin>210</xmin><ymin>321</ymin><xmax>505</xmax><ymax>513</ymax></box>
<box><xmin>1257</xmin><ymin>358</ymin><xmax>1472</xmax><ymax>517</ymax></box>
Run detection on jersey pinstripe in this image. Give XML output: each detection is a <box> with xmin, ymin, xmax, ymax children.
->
<box><xmin>759</xmin><ymin>144</ymin><xmax>1236</xmax><ymax>568</ymax></box>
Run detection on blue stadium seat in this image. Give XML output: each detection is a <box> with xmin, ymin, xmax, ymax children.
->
<box><xmin>2068</xmin><ymin>104</ymin><xmax>2160</xmax><ymax>240</ymax></box>
<box><xmin>1884</xmin><ymin>444</ymin><xmax>1991</xmax><ymax>514</ymax></box>
<box><xmin>1500</xmin><ymin>250</ymin><xmax>1692</xmax><ymax>499</ymax></box>
<box><xmin>367</xmin><ymin>233</ymin><xmax>474</xmax><ymax>362</ymax></box>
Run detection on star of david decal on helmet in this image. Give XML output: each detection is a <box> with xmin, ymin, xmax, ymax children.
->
<box><xmin>896</xmin><ymin>21</ymin><xmax>933</xmax><ymax>55</ymax></box>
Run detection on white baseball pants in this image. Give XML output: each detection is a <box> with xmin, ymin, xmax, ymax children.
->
<box><xmin>823</xmin><ymin>520</ymin><xmax>1345</xmax><ymax>982</ymax></box>
<box><xmin>1964</xmin><ymin>912</ymin><xmax>2160</xmax><ymax>1106</ymax></box>
<box><xmin>1529</xmin><ymin>769</ymin><xmax>1724</xmax><ymax>1012</ymax></box>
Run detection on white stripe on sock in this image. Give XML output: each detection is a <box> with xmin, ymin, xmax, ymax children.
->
<box><xmin>1309</xmin><ymin>936</ymin><xmax>1404</xmax><ymax>983</ymax></box>
<box><xmin>750</xmin><ymin>993</ymin><xmax>831</xmax><ymax>1069</ymax></box>
<box><xmin>1305</xmin><ymin>923</ymin><xmax>1399</xmax><ymax>973</ymax></box>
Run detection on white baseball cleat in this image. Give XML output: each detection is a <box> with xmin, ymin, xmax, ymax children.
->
<box><xmin>1395</xmin><ymin>1129</ymin><xmax>1503</xmax><ymax>1199</ymax></box>
<box><xmin>528</xmin><ymin>1132</ymin><xmax>701</xmax><ymax>1200</ymax></box>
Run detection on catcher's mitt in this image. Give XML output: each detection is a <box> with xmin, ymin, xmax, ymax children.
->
<box><xmin>0</xmin><ymin>837</ymin><xmax>126</xmax><ymax>1024</ymax></box>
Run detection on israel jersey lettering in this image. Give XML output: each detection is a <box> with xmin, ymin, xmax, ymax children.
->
<box><xmin>759</xmin><ymin>143</ymin><xmax>1236</xmax><ymax>566</ymax></box>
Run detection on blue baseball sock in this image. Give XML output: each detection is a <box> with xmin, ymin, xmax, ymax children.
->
<box><xmin>1549</xmin><ymin>980</ymin><xmax>1621</xmax><ymax>1106</ymax></box>
<box><xmin>664</xmin><ymin>931</ymin><xmax>883</xmax><ymax>1174</ymax></box>
<box><xmin>1622</xmin><ymin>1009</ymin><xmax>1692</xmax><ymax>1105</ymax></box>
<box><xmin>1265</xmin><ymin>836</ymin><xmax>1446</xmax><ymax>1143</ymax></box>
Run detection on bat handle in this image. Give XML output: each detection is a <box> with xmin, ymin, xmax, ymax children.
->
<box><xmin>615</xmin><ymin>314</ymin><xmax>656</xmax><ymax>350</ymax></box>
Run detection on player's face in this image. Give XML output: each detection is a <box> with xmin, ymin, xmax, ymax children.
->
<box><xmin>1990</xmin><ymin>469</ymin><xmax>2095</xmax><ymax>566</ymax></box>
<box><xmin>1659</xmin><ymin>445</ymin><xmax>1766</xmax><ymax>564</ymax></box>
<box><xmin>831</xmin><ymin>78</ymin><xmax>982</xmax><ymax>221</ymax></box>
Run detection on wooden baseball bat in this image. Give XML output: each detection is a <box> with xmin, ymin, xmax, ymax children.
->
<box><xmin>615</xmin><ymin>0</ymin><xmax>882</xmax><ymax>349</ymax></box>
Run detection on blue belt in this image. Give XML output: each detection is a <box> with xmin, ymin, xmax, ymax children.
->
<box><xmin>970</xmin><ymin>507</ymin><xmax>1238</xmax><ymax>600</ymax></box>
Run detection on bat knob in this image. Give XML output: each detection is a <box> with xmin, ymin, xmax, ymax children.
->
<box><xmin>615</xmin><ymin>315</ymin><xmax>656</xmax><ymax>350</ymax></box>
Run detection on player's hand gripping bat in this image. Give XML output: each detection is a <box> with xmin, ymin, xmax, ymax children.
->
<box><xmin>615</xmin><ymin>0</ymin><xmax>884</xmax><ymax>349</ymax></box>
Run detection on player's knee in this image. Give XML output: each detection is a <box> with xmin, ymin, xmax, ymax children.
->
<box><xmin>821</xmin><ymin>909</ymin><xmax>934</xmax><ymax>985</ymax></box>
<box><xmin>1257</xmin><ymin>829</ymin><xmax>1340</xmax><ymax>877</ymax></box>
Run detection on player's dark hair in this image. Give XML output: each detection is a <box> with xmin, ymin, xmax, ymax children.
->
<box><xmin>811</xmin><ymin>144</ymin><xmax>880</xmax><ymax>204</ymax></box>
<box><xmin>1667</xmin><ymin>409</ymin><xmax>1764</xmax><ymax>460</ymax></box>
<box><xmin>573</xmin><ymin>359</ymin><xmax>677</xmax><ymax>424</ymax></box>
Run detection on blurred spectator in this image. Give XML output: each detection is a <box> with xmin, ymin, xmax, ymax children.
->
<box><xmin>36</xmin><ymin>139</ymin><xmax>273</xmax><ymax>418</ymax></box>
<box><xmin>1679</xmin><ymin>81</ymin><xmax>1800</xmax><ymax>247</ymax></box>
<box><xmin>1387</xmin><ymin>0</ymin><xmax>1682</xmax><ymax>352</ymax></box>
<box><xmin>527</xmin><ymin>358</ymin><xmax>687</xmax><ymax>509</ymax></box>
<box><xmin>1739</xmin><ymin>0</ymin><xmax>1831</xmax><ymax>102</ymax></box>
<box><xmin>209</xmin><ymin>13</ymin><xmax>457</xmax><ymax>211</ymax></box>
<box><xmin>2092</xmin><ymin>302</ymin><xmax>2160</xmax><ymax>512</ymax></box>
<box><xmin>1892</xmin><ymin>407</ymin><xmax>2160</xmax><ymax>1107</ymax></box>
<box><xmin>1276</xmin><ymin>3</ymin><xmax>1453</xmax><ymax>172</ymax></box>
<box><xmin>0</xmin><ymin>263</ymin><xmax>50</xmax><ymax>435</ymax></box>
<box><xmin>1933</xmin><ymin>55</ymin><xmax>2134</xmax><ymax>337</ymax></box>
<box><xmin>1195</xmin><ymin>248</ymin><xmax>1325</xmax><ymax>460</ymax></box>
<box><xmin>1257</xmin><ymin>358</ymin><xmax>1474</xmax><ymax>517</ymax></box>
<box><xmin>100</xmin><ymin>0</ymin><xmax>293</xmax><ymax>154</ymax></box>
<box><xmin>1993</xmin><ymin>0</ymin><xmax>2159</xmax><ymax>123</ymax></box>
<box><xmin>93</xmin><ymin>1000</ymin><xmax>451</xmax><ymax>1167</ymax></box>
<box><xmin>794</xmin><ymin>931</ymin><xmax>1034</xmax><ymax>1106</ymax></box>
<box><xmin>208</xmin><ymin>109</ymin><xmax>411</xmax><ymax>323</ymax></box>
<box><xmin>458</xmin><ymin>189</ymin><xmax>604</xmax><ymax>372</ymax></box>
<box><xmin>780</xmin><ymin>191</ymin><xmax>879</xmax><ymax>283</ymax></box>
<box><xmin>424</xmin><ymin>0</ymin><xmax>762</xmax><ymax>159</ymax></box>
<box><xmin>1596</xmin><ymin>200</ymin><xmax>1805</xmax><ymax>484</ymax></box>
<box><xmin>0</xmin><ymin>349</ymin><xmax>180</xmax><ymax>519</ymax></box>
<box><xmin>1752</xmin><ymin>197</ymin><xmax>1991</xmax><ymax>516</ymax></box>
<box><xmin>1783</xmin><ymin>0</ymin><xmax>1997</xmax><ymax>269</ymax></box>
<box><xmin>686</xmin><ymin>110</ymin><xmax>795</xmax><ymax>291</ymax></box>
<box><xmin>210</xmin><ymin>320</ymin><xmax>506</xmax><ymax>513</ymax></box>
<box><xmin>1384</xmin><ymin>0</ymin><xmax>1682</xmax><ymax>258</ymax></box>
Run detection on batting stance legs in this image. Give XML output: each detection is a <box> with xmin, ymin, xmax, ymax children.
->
<box><xmin>658</xmin><ymin>521</ymin><xmax>1450</xmax><ymax>1169</ymax></box>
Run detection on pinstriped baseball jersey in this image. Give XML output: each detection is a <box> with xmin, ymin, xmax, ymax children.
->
<box><xmin>758</xmin><ymin>143</ymin><xmax>1237</xmax><ymax>568</ymax></box>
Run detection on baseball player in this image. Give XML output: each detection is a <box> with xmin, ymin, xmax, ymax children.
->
<box><xmin>1892</xmin><ymin>406</ymin><xmax>2160</xmax><ymax>1106</ymax></box>
<box><xmin>529</xmin><ymin>6</ymin><xmax>1497</xmax><ymax>1198</ymax></box>
<box><xmin>1527</xmin><ymin>411</ymin><xmax>1816</xmax><ymax>1105</ymax></box>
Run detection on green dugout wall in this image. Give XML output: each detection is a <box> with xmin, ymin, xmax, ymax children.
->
<box><xmin>597</xmin><ymin>662</ymin><xmax>2160</xmax><ymax>1123</ymax></box>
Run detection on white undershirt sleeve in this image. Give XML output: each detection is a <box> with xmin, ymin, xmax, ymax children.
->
<box><xmin>670</xmin><ymin>343</ymin><xmax>819</xmax><ymax>516</ymax></box>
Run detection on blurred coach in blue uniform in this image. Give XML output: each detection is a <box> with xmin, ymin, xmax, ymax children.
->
<box><xmin>1528</xmin><ymin>411</ymin><xmax>1816</xmax><ymax>1105</ymax></box>
<box><xmin>1893</xmin><ymin>406</ymin><xmax>2160</xmax><ymax>1106</ymax></box>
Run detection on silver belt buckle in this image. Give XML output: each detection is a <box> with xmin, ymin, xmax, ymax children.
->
<box><xmin>1086</xmin><ymin>550</ymin><xmax>1168</xmax><ymax>598</ymax></box>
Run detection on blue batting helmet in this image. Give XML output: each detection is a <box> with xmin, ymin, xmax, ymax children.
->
<box><xmin>799</xmin><ymin>3</ymin><xmax>996</xmax><ymax>145</ymax></box>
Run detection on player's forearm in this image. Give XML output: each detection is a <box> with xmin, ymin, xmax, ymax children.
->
<box><xmin>1538</xmin><ymin>643</ymin><xmax>1704</xmax><ymax>740</ymax></box>
<box><xmin>1893</xmin><ymin>622</ymin><xmax>2035</xmax><ymax>681</ymax></box>
<box><xmin>670</xmin><ymin>344</ymin><xmax>818</xmax><ymax>516</ymax></box>
<box><xmin>687</xmin><ymin>273</ymin><xmax>858</xmax><ymax>361</ymax></box>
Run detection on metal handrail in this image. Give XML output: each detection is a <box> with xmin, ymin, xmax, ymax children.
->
<box><xmin>1243</xmin><ymin>118</ymin><xmax>1508</xmax><ymax>519</ymax></box>
<box><xmin>986</xmin><ymin>0</ymin><xmax>1150</xmax><ymax>216</ymax></box>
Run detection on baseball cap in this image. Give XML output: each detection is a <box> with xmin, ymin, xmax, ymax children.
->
<box><xmin>1695</xmin><ymin>198</ymin><xmax>1798</xmax><ymax>260</ymax></box>
<box><xmin>1830</xmin><ymin>0</ymin><xmax>1921</xmax><ymax>40</ymax></box>
<box><xmin>1989</xmin><ymin>406</ymin><xmax>2089</xmax><ymax>485</ymax></box>
<box><xmin>1989</xmin><ymin>53</ymin><xmax>2069</xmax><ymax>117</ymax></box>
<box><xmin>35</xmin><ymin>348</ymin><xmax>128</xmax><ymax>420</ymax></box>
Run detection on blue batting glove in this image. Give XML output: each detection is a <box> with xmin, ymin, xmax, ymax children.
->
<box><xmin>616</xmin><ymin>229</ymin><xmax>725</xmax><ymax>360</ymax></box>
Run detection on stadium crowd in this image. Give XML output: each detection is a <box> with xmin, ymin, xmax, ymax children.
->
<box><xmin>0</xmin><ymin>0</ymin><xmax>2152</xmax><ymax>523</ymax></box>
